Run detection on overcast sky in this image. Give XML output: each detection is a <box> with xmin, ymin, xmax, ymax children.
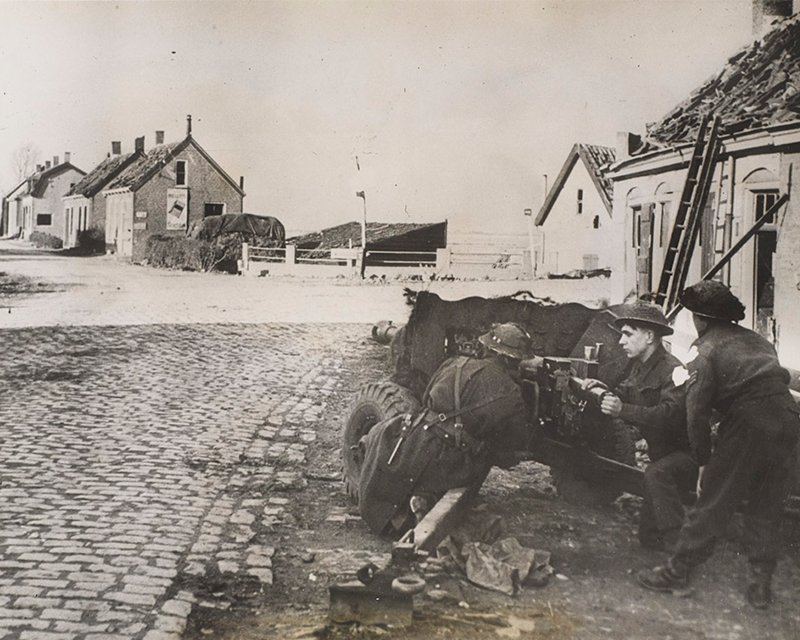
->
<box><xmin>0</xmin><ymin>1</ymin><xmax>757</xmax><ymax>235</ymax></box>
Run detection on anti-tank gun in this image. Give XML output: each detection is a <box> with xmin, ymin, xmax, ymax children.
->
<box><xmin>520</xmin><ymin>356</ymin><xmax>609</xmax><ymax>440</ymax></box>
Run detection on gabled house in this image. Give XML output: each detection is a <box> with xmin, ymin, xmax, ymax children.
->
<box><xmin>606</xmin><ymin>12</ymin><xmax>800</xmax><ymax>372</ymax></box>
<box><xmin>102</xmin><ymin>117</ymin><xmax>245</xmax><ymax>261</ymax></box>
<box><xmin>2</xmin><ymin>154</ymin><xmax>85</xmax><ymax>241</ymax></box>
<box><xmin>61</xmin><ymin>142</ymin><xmax>143</xmax><ymax>249</ymax></box>
<box><xmin>534</xmin><ymin>144</ymin><xmax>616</xmax><ymax>275</ymax></box>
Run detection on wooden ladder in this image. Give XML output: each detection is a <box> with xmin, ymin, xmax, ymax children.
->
<box><xmin>654</xmin><ymin>114</ymin><xmax>721</xmax><ymax>312</ymax></box>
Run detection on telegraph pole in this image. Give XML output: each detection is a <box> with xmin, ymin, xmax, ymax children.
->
<box><xmin>356</xmin><ymin>190</ymin><xmax>367</xmax><ymax>278</ymax></box>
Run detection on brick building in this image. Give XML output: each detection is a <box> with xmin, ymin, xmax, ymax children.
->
<box><xmin>103</xmin><ymin>117</ymin><xmax>245</xmax><ymax>261</ymax></box>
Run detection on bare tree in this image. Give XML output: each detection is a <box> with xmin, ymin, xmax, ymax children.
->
<box><xmin>10</xmin><ymin>143</ymin><xmax>42</xmax><ymax>182</ymax></box>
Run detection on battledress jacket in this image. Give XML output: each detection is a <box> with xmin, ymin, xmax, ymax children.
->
<box><xmin>686</xmin><ymin>322</ymin><xmax>795</xmax><ymax>466</ymax></box>
<box><xmin>358</xmin><ymin>356</ymin><xmax>528</xmax><ymax>534</ymax></box>
<box><xmin>615</xmin><ymin>343</ymin><xmax>688</xmax><ymax>462</ymax></box>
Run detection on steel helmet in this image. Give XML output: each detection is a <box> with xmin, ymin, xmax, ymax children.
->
<box><xmin>478</xmin><ymin>323</ymin><xmax>532</xmax><ymax>360</ymax></box>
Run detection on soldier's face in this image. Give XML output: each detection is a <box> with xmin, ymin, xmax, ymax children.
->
<box><xmin>618</xmin><ymin>324</ymin><xmax>650</xmax><ymax>360</ymax></box>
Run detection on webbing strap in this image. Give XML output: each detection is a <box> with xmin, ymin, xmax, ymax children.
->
<box><xmin>427</xmin><ymin>359</ymin><xmax>515</xmax><ymax>426</ymax></box>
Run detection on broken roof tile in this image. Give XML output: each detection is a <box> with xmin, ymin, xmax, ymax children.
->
<box><xmin>645</xmin><ymin>14</ymin><xmax>800</xmax><ymax>148</ymax></box>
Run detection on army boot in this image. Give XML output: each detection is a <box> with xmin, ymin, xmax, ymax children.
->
<box><xmin>637</xmin><ymin>558</ymin><xmax>690</xmax><ymax>592</ymax></box>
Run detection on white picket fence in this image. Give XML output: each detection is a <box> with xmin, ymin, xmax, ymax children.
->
<box><xmin>241</xmin><ymin>233</ymin><xmax>540</xmax><ymax>280</ymax></box>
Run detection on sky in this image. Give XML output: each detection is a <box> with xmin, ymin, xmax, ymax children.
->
<box><xmin>0</xmin><ymin>0</ymin><xmax>758</xmax><ymax>235</ymax></box>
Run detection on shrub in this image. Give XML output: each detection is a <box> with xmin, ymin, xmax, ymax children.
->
<box><xmin>144</xmin><ymin>234</ymin><xmax>226</xmax><ymax>272</ymax></box>
<box><xmin>76</xmin><ymin>227</ymin><xmax>106</xmax><ymax>254</ymax></box>
<box><xmin>30</xmin><ymin>231</ymin><xmax>63</xmax><ymax>249</ymax></box>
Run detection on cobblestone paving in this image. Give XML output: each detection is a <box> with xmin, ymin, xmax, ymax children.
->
<box><xmin>0</xmin><ymin>323</ymin><xmax>363</xmax><ymax>640</ymax></box>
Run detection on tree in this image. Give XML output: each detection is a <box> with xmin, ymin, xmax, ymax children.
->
<box><xmin>10</xmin><ymin>143</ymin><xmax>41</xmax><ymax>182</ymax></box>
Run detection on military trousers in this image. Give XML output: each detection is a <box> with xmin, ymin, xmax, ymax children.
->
<box><xmin>639</xmin><ymin>450</ymin><xmax>698</xmax><ymax>548</ymax></box>
<box><xmin>670</xmin><ymin>393</ymin><xmax>799</xmax><ymax>578</ymax></box>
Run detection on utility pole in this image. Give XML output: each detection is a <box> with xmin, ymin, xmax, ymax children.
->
<box><xmin>524</xmin><ymin>208</ymin><xmax>537</xmax><ymax>279</ymax></box>
<box><xmin>356</xmin><ymin>190</ymin><xmax>367</xmax><ymax>279</ymax></box>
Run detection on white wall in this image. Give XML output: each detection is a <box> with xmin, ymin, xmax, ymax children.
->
<box><xmin>539</xmin><ymin>160</ymin><xmax>615</xmax><ymax>277</ymax></box>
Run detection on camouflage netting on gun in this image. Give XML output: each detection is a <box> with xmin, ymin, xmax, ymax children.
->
<box><xmin>392</xmin><ymin>291</ymin><xmax>631</xmax><ymax>396</ymax></box>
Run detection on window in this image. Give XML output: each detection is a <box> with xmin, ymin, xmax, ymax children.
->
<box><xmin>576</xmin><ymin>189</ymin><xmax>583</xmax><ymax>214</ymax></box>
<box><xmin>204</xmin><ymin>203</ymin><xmax>224</xmax><ymax>217</ymax></box>
<box><xmin>176</xmin><ymin>160</ymin><xmax>186</xmax><ymax>186</ymax></box>
<box><xmin>755</xmin><ymin>191</ymin><xmax>779</xmax><ymax>224</ymax></box>
<box><xmin>593</xmin><ymin>215</ymin><xmax>600</xmax><ymax>229</ymax></box>
<box><xmin>37</xmin><ymin>214</ymin><xmax>52</xmax><ymax>226</ymax></box>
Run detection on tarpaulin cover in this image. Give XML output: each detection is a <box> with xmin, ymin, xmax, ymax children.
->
<box><xmin>194</xmin><ymin>213</ymin><xmax>285</xmax><ymax>245</ymax></box>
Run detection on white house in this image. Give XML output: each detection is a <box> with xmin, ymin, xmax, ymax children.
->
<box><xmin>534</xmin><ymin>144</ymin><xmax>616</xmax><ymax>275</ymax></box>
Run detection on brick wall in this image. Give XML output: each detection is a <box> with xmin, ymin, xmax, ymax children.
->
<box><xmin>131</xmin><ymin>143</ymin><xmax>243</xmax><ymax>262</ymax></box>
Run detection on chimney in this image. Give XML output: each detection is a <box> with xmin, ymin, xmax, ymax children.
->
<box><xmin>53</xmin><ymin>155</ymin><xmax>60</xmax><ymax>166</ymax></box>
<box><xmin>64</xmin><ymin>152</ymin><xmax>71</xmax><ymax>164</ymax></box>
<box><xmin>135</xmin><ymin>136</ymin><xmax>145</xmax><ymax>153</ymax></box>
<box><xmin>112</xmin><ymin>141</ymin><xmax>122</xmax><ymax>155</ymax></box>
<box><xmin>45</xmin><ymin>160</ymin><xmax>51</xmax><ymax>169</ymax></box>
<box><xmin>752</xmin><ymin>0</ymin><xmax>793</xmax><ymax>38</ymax></box>
<box><xmin>239</xmin><ymin>176</ymin><xmax>244</xmax><ymax>190</ymax></box>
<box><xmin>186</xmin><ymin>114</ymin><xmax>192</xmax><ymax>137</ymax></box>
<box><xmin>156</xmin><ymin>130</ymin><xmax>165</xmax><ymax>145</ymax></box>
<box><xmin>616</xmin><ymin>131</ymin><xmax>645</xmax><ymax>161</ymax></box>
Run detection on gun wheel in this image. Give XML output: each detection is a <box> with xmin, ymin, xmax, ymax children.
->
<box><xmin>342</xmin><ymin>381</ymin><xmax>421</xmax><ymax>504</ymax></box>
<box><xmin>550</xmin><ymin>418</ymin><xmax>637</xmax><ymax>506</ymax></box>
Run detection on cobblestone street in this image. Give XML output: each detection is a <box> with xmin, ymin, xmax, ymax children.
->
<box><xmin>0</xmin><ymin>322</ymin><xmax>373</xmax><ymax>640</ymax></box>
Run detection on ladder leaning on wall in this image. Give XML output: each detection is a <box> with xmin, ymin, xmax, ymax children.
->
<box><xmin>654</xmin><ymin>114</ymin><xmax>721</xmax><ymax>314</ymax></box>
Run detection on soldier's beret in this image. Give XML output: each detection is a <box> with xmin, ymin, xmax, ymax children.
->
<box><xmin>679</xmin><ymin>280</ymin><xmax>746</xmax><ymax>321</ymax></box>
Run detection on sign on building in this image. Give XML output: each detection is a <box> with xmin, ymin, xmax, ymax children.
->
<box><xmin>166</xmin><ymin>189</ymin><xmax>188</xmax><ymax>230</ymax></box>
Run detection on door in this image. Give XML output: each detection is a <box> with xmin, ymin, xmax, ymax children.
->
<box><xmin>753</xmin><ymin>191</ymin><xmax>778</xmax><ymax>342</ymax></box>
<box><xmin>119</xmin><ymin>198</ymin><xmax>134</xmax><ymax>257</ymax></box>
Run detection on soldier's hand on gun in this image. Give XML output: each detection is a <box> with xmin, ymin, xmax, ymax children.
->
<box><xmin>599</xmin><ymin>392</ymin><xmax>623</xmax><ymax>418</ymax></box>
<box><xmin>580</xmin><ymin>378</ymin><xmax>605</xmax><ymax>392</ymax></box>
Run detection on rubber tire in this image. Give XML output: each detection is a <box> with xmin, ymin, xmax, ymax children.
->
<box><xmin>550</xmin><ymin>417</ymin><xmax>637</xmax><ymax>506</ymax></box>
<box><xmin>342</xmin><ymin>381</ymin><xmax>421</xmax><ymax>504</ymax></box>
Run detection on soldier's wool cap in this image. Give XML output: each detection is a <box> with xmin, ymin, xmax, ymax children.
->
<box><xmin>478</xmin><ymin>323</ymin><xmax>533</xmax><ymax>360</ymax></box>
<box><xmin>612</xmin><ymin>302</ymin><xmax>673</xmax><ymax>336</ymax></box>
<box><xmin>679</xmin><ymin>280</ymin><xmax>746</xmax><ymax>321</ymax></box>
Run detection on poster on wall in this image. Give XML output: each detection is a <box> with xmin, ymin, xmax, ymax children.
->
<box><xmin>166</xmin><ymin>189</ymin><xmax>188</xmax><ymax>230</ymax></box>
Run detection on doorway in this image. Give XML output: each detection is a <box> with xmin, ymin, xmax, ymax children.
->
<box><xmin>753</xmin><ymin>190</ymin><xmax>778</xmax><ymax>342</ymax></box>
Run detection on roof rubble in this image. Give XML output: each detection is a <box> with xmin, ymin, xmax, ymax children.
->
<box><xmin>644</xmin><ymin>13</ymin><xmax>800</xmax><ymax>148</ymax></box>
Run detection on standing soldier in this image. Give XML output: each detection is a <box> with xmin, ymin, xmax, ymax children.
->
<box><xmin>638</xmin><ymin>280</ymin><xmax>800</xmax><ymax>609</ymax></box>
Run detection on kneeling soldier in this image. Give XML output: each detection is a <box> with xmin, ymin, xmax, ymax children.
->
<box><xmin>358</xmin><ymin>323</ymin><xmax>531</xmax><ymax>535</ymax></box>
<box><xmin>592</xmin><ymin>302</ymin><xmax>697</xmax><ymax>551</ymax></box>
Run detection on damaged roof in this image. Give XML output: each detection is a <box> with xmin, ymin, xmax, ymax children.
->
<box><xmin>105</xmin><ymin>136</ymin><xmax>245</xmax><ymax>196</ymax></box>
<box><xmin>67</xmin><ymin>152</ymin><xmax>140</xmax><ymax>198</ymax></box>
<box><xmin>289</xmin><ymin>221</ymin><xmax>447</xmax><ymax>250</ymax></box>
<box><xmin>106</xmin><ymin>142</ymin><xmax>183</xmax><ymax>190</ymax></box>
<box><xmin>646</xmin><ymin>14</ymin><xmax>800</xmax><ymax>146</ymax></box>
<box><xmin>535</xmin><ymin>143</ymin><xmax>616</xmax><ymax>226</ymax></box>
